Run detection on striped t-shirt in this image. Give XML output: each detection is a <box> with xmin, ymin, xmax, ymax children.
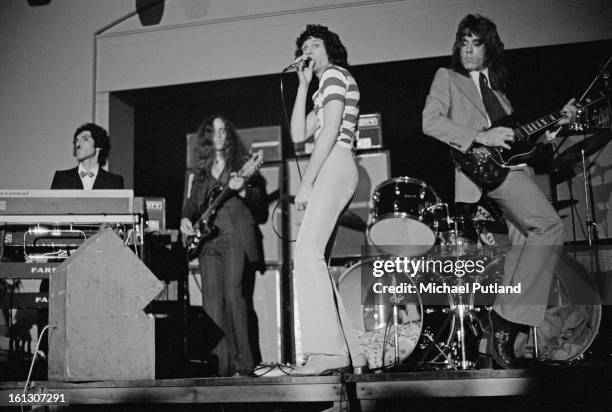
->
<box><xmin>312</xmin><ymin>65</ymin><xmax>360</xmax><ymax>148</ymax></box>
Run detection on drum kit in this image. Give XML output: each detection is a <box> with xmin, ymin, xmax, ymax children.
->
<box><xmin>338</xmin><ymin>176</ymin><xmax>501</xmax><ymax>371</ymax></box>
<box><xmin>338</xmin><ymin>61</ymin><xmax>612</xmax><ymax>371</ymax></box>
<box><xmin>336</xmin><ymin>174</ymin><xmax>603</xmax><ymax>371</ymax></box>
<box><xmin>336</xmin><ymin>61</ymin><xmax>610</xmax><ymax>370</ymax></box>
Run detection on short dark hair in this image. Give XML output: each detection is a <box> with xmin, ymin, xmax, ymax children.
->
<box><xmin>295</xmin><ymin>24</ymin><xmax>348</xmax><ymax>68</ymax></box>
<box><xmin>451</xmin><ymin>14</ymin><xmax>507</xmax><ymax>91</ymax></box>
<box><xmin>72</xmin><ymin>123</ymin><xmax>111</xmax><ymax>166</ymax></box>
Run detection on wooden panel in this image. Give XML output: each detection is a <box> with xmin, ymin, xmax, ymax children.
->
<box><xmin>49</xmin><ymin>230</ymin><xmax>164</xmax><ymax>381</ymax></box>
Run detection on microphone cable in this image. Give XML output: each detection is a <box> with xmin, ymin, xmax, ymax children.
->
<box><xmin>275</xmin><ymin>66</ymin><xmax>309</xmax><ymax>243</ymax></box>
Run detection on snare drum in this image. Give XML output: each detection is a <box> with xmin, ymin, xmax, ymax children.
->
<box><xmin>367</xmin><ymin>177</ymin><xmax>441</xmax><ymax>256</ymax></box>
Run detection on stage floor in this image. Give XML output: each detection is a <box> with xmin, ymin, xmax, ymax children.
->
<box><xmin>1</xmin><ymin>363</ymin><xmax>610</xmax><ymax>411</ymax></box>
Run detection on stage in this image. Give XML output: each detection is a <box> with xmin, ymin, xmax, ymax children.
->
<box><xmin>1</xmin><ymin>363</ymin><xmax>610</xmax><ymax>411</ymax></box>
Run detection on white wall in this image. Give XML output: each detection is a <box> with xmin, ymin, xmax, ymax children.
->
<box><xmin>1</xmin><ymin>0</ymin><xmax>611</xmax><ymax>189</ymax></box>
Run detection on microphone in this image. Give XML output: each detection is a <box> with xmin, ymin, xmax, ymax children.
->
<box><xmin>283</xmin><ymin>57</ymin><xmax>312</xmax><ymax>72</ymax></box>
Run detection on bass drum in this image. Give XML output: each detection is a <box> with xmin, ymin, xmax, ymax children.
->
<box><xmin>472</xmin><ymin>254</ymin><xmax>601</xmax><ymax>362</ymax></box>
<box><xmin>337</xmin><ymin>258</ymin><xmax>455</xmax><ymax>370</ymax></box>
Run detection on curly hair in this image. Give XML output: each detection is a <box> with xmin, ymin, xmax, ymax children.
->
<box><xmin>72</xmin><ymin>123</ymin><xmax>111</xmax><ymax>166</ymax></box>
<box><xmin>295</xmin><ymin>24</ymin><xmax>348</xmax><ymax>68</ymax></box>
<box><xmin>451</xmin><ymin>14</ymin><xmax>507</xmax><ymax>91</ymax></box>
<box><xmin>195</xmin><ymin>114</ymin><xmax>248</xmax><ymax>178</ymax></box>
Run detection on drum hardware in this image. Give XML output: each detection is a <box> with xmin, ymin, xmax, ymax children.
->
<box><xmin>532</xmin><ymin>327</ymin><xmax>540</xmax><ymax>359</ymax></box>
<box><xmin>549</xmin><ymin>131</ymin><xmax>611</xmax><ymax>181</ymax></box>
<box><xmin>454</xmin><ymin>282</ymin><xmax>477</xmax><ymax>370</ymax></box>
<box><xmin>580</xmin><ymin>148</ymin><xmax>598</xmax><ymax>245</ymax></box>
<box><xmin>548</xmin><ymin>129</ymin><xmax>611</xmax><ymax>242</ymax></box>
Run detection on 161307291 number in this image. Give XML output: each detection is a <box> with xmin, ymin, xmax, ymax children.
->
<box><xmin>6</xmin><ymin>392</ymin><xmax>67</xmax><ymax>405</ymax></box>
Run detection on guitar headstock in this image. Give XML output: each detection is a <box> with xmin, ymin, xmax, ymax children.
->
<box><xmin>238</xmin><ymin>150</ymin><xmax>264</xmax><ymax>179</ymax></box>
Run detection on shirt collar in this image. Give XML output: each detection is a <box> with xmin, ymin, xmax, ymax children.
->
<box><xmin>78</xmin><ymin>163</ymin><xmax>99</xmax><ymax>177</ymax></box>
<box><xmin>469</xmin><ymin>67</ymin><xmax>490</xmax><ymax>84</ymax></box>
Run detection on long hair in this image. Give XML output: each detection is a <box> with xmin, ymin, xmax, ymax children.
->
<box><xmin>451</xmin><ymin>14</ymin><xmax>507</xmax><ymax>91</ymax></box>
<box><xmin>72</xmin><ymin>123</ymin><xmax>111</xmax><ymax>166</ymax></box>
<box><xmin>295</xmin><ymin>24</ymin><xmax>348</xmax><ymax>68</ymax></box>
<box><xmin>194</xmin><ymin>114</ymin><xmax>247</xmax><ymax>178</ymax></box>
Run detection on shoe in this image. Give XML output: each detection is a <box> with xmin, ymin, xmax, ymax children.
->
<box><xmin>487</xmin><ymin>310</ymin><xmax>528</xmax><ymax>369</ymax></box>
<box><xmin>352</xmin><ymin>365</ymin><xmax>369</xmax><ymax>375</ymax></box>
<box><xmin>289</xmin><ymin>355</ymin><xmax>351</xmax><ymax>376</ymax></box>
<box><xmin>231</xmin><ymin>370</ymin><xmax>253</xmax><ymax>378</ymax></box>
<box><xmin>250</xmin><ymin>363</ymin><xmax>295</xmax><ymax>377</ymax></box>
<box><xmin>351</xmin><ymin>353</ymin><xmax>369</xmax><ymax>375</ymax></box>
<box><xmin>476</xmin><ymin>352</ymin><xmax>494</xmax><ymax>369</ymax></box>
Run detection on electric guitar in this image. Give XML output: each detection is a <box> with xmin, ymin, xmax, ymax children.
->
<box><xmin>451</xmin><ymin>98</ymin><xmax>601</xmax><ymax>190</ymax></box>
<box><xmin>185</xmin><ymin>150</ymin><xmax>264</xmax><ymax>261</ymax></box>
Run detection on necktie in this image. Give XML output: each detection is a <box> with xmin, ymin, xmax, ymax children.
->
<box><xmin>80</xmin><ymin>171</ymin><xmax>94</xmax><ymax>178</ymax></box>
<box><xmin>479</xmin><ymin>73</ymin><xmax>506</xmax><ymax>124</ymax></box>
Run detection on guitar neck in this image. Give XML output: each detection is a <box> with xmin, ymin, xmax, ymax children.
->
<box><xmin>192</xmin><ymin>150</ymin><xmax>264</xmax><ymax>227</ymax></box>
<box><xmin>199</xmin><ymin>187</ymin><xmax>233</xmax><ymax>223</ymax></box>
<box><xmin>517</xmin><ymin>110</ymin><xmax>564</xmax><ymax>137</ymax></box>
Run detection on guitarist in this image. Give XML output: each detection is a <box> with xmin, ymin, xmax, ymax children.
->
<box><xmin>422</xmin><ymin>14</ymin><xmax>577</xmax><ymax>368</ymax></box>
<box><xmin>180</xmin><ymin>115</ymin><xmax>268</xmax><ymax>377</ymax></box>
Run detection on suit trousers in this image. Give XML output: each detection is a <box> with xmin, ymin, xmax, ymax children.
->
<box><xmin>487</xmin><ymin>169</ymin><xmax>564</xmax><ymax>327</ymax></box>
<box><xmin>293</xmin><ymin>144</ymin><xmax>366</xmax><ymax>364</ymax></box>
<box><xmin>199</xmin><ymin>233</ymin><xmax>257</xmax><ymax>376</ymax></box>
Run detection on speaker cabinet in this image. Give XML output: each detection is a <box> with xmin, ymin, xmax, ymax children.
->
<box><xmin>237</xmin><ymin>126</ymin><xmax>283</xmax><ymax>164</ymax></box>
<box><xmin>49</xmin><ymin>230</ymin><xmax>164</xmax><ymax>381</ymax></box>
<box><xmin>287</xmin><ymin>151</ymin><xmax>391</xmax><ymax>259</ymax></box>
<box><xmin>259</xmin><ymin>165</ymin><xmax>283</xmax><ymax>265</ymax></box>
<box><xmin>253</xmin><ymin>269</ymin><xmax>282</xmax><ymax>363</ymax></box>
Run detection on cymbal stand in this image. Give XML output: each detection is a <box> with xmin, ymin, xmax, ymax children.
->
<box><xmin>581</xmin><ymin>148</ymin><xmax>598</xmax><ymax>246</ymax></box>
<box><xmin>390</xmin><ymin>275</ymin><xmax>401</xmax><ymax>366</ymax></box>
<box><xmin>455</xmin><ymin>286</ymin><xmax>470</xmax><ymax>369</ymax></box>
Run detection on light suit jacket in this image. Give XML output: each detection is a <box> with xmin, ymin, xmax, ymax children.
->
<box><xmin>422</xmin><ymin>67</ymin><xmax>513</xmax><ymax>202</ymax></box>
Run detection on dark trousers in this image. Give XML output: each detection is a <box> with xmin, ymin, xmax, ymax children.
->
<box><xmin>198</xmin><ymin>233</ymin><xmax>259</xmax><ymax>376</ymax></box>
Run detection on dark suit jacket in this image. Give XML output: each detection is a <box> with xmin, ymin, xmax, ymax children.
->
<box><xmin>182</xmin><ymin>168</ymin><xmax>268</xmax><ymax>268</ymax></box>
<box><xmin>51</xmin><ymin>166</ymin><xmax>124</xmax><ymax>189</ymax></box>
<box><xmin>422</xmin><ymin>68</ymin><xmax>513</xmax><ymax>202</ymax></box>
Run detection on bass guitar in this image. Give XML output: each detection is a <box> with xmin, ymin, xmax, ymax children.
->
<box><xmin>451</xmin><ymin>98</ymin><xmax>601</xmax><ymax>190</ymax></box>
<box><xmin>186</xmin><ymin>150</ymin><xmax>264</xmax><ymax>261</ymax></box>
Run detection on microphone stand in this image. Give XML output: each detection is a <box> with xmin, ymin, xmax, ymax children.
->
<box><xmin>579</xmin><ymin>56</ymin><xmax>611</xmax><ymax>102</ymax></box>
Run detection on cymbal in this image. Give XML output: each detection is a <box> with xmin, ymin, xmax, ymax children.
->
<box><xmin>550</xmin><ymin>131</ymin><xmax>611</xmax><ymax>174</ymax></box>
<box><xmin>338</xmin><ymin>210</ymin><xmax>367</xmax><ymax>232</ymax></box>
<box><xmin>552</xmin><ymin>199</ymin><xmax>578</xmax><ymax>211</ymax></box>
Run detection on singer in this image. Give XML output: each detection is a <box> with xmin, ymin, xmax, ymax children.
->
<box><xmin>286</xmin><ymin>24</ymin><xmax>366</xmax><ymax>376</ymax></box>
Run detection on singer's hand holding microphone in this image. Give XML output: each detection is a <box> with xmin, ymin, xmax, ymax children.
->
<box><xmin>283</xmin><ymin>54</ymin><xmax>314</xmax><ymax>76</ymax></box>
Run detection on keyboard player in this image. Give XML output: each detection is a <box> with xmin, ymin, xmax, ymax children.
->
<box><xmin>37</xmin><ymin>122</ymin><xmax>124</xmax><ymax>360</ymax></box>
<box><xmin>51</xmin><ymin>123</ymin><xmax>124</xmax><ymax>190</ymax></box>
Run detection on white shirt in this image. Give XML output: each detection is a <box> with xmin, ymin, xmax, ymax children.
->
<box><xmin>78</xmin><ymin>163</ymin><xmax>99</xmax><ymax>191</ymax></box>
